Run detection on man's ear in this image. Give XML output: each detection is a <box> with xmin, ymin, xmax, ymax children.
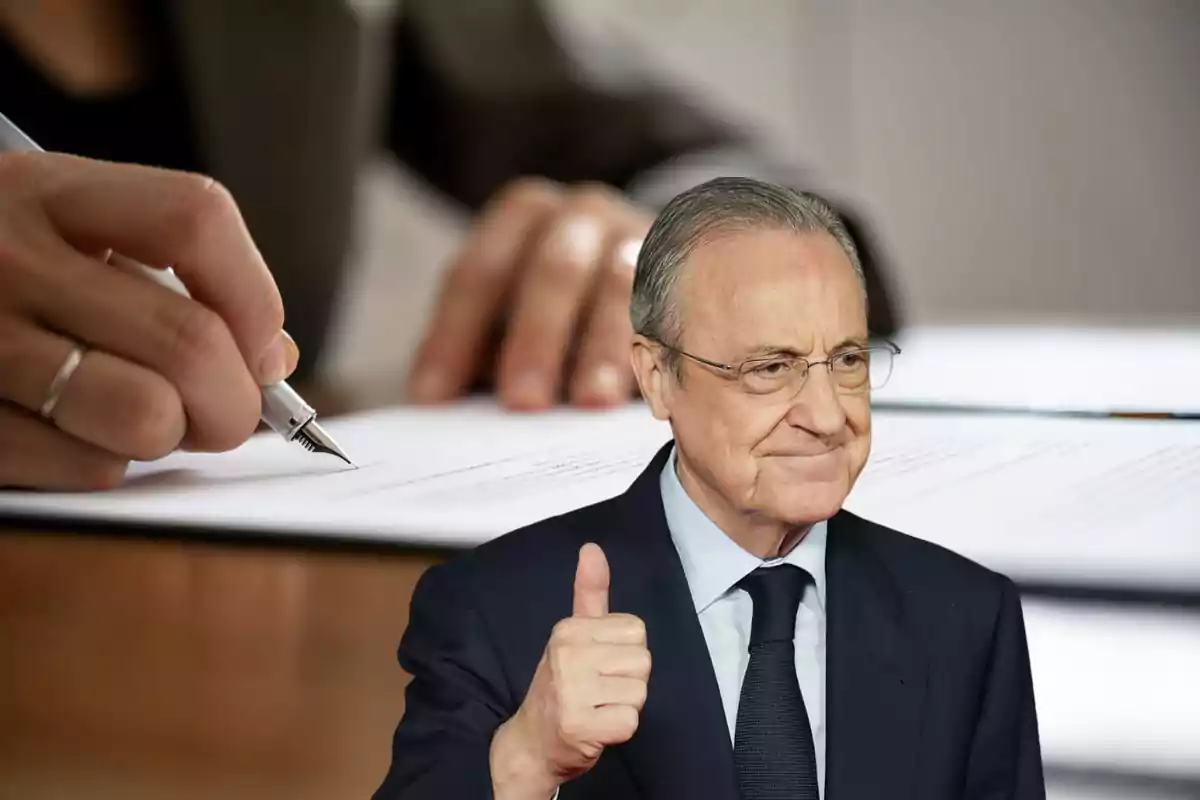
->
<box><xmin>631</xmin><ymin>335</ymin><xmax>672</xmax><ymax>421</ymax></box>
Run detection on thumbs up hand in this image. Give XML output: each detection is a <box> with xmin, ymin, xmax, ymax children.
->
<box><xmin>490</xmin><ymin>544</ymin><xmax>651</xmax><ymax>799</ymax></box>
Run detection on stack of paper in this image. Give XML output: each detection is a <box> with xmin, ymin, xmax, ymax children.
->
<box><xmin>2</xmin><ymin>401</ymin><xmax>1197</xmax><ymax>593</ymax></box>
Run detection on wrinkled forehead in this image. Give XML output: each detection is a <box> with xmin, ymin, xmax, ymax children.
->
<box><xmin>676</xmin><ymin>227</ymin><xmax>867</xmax><ymax>348</ymax></box>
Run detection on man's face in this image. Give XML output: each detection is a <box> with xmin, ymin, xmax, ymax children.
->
<box><xmin>635</xmin><ymin>227</ymin><xmax>872</xmax><ymax>529</ymax></box>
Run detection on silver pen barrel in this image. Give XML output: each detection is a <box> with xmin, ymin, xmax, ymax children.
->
<box><xmin>260</xmin><ymin>382</ymin><xmax>317</xmax><ymax>440</ymax></box>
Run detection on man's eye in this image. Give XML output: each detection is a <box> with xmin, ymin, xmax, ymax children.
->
<box><xmin>835</xmin><ymin>352</ymin><xmax>867</xmax><ymax>370</ymax></box>
<box><xmin>750</xmin><ymin>359</ymin><xmax>795</xmax><ymax>377</ymax></box>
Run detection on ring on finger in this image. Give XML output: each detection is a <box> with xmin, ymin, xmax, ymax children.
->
<box><xmin>39</xmin><ymin>344</ymin><xmax>87</xmax><ymax>420</ymax></box>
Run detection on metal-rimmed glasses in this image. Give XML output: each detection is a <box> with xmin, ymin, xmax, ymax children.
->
<box><xmin>654</xmin><ymin>339</ymin><xmax>901</xmax><ymax>396</ymax></box>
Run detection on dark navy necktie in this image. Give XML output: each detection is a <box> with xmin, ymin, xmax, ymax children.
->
<box><xmin>733</xmin><ymin>564</ymin><xmax>819</xmax><ymax>800</ymax></box>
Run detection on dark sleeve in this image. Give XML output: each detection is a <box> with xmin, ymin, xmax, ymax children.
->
<box><xmin>963</xmin><ymin>579</ymin><xmax>1047</xmax><ymax>799</ymax></box>
<box><xmin>373</xmin><ymin>562</ymin><xmax>515</xmax><ymax>799</ymax></box>
<box><xmin>385</xmin><ymin>0</ymin><xmax>749</xmax><ymax>210</ymax></box>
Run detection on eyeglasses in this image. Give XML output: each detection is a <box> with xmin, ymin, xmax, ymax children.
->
<box><xmin>655</xmin><ymin>340</ymin><xmax>901</xmax><ymax>396</ymax></box>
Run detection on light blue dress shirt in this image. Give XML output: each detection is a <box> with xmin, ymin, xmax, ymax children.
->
<box><xmin>660</xmin><ymin>446</ymin><xmax>828</xmax><ymax>799</ymax></box>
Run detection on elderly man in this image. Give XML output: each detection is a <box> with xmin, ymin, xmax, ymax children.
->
<box><xmin>375</xmin><ymin>178</ymin><xmax>1044</xmax><ymax>800</ymax></box>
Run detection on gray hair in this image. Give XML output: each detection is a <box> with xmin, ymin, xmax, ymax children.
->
<box><xmin>629</xmin><ymin>177</ymin><xmax>866</xmax><ymax>369</ymax></box>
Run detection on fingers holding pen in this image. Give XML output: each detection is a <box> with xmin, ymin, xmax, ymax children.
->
<box><xmin>35</xmin><ymin>154</ymin><xmax>287</xmax><ymax>376</ymax></box>
<box><xmin>0</xmin><ymin>151</ymin><xmax>300</xmax><ymax>490</ymax></box>
<box><xmin>24</xmin><ymin>236</ymin><xmax>263</xmax><ymax>452</ymax></box>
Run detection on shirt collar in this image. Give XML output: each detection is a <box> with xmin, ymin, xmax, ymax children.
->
<box><xmin>660</xmin><ymin>445</ymin><xmax>828</xmax><ymax>615</ymax></box>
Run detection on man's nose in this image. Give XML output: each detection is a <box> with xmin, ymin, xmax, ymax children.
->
<box><xmin>785</xmin><ymin>366</ymin><xmax>847</xmax><ymax>438</ymax></box>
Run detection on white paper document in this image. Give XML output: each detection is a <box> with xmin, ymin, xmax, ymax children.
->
<box><xmin>876</xmin><ymin>324</ymin><xmax>1200</xmax><ymax>416</ymax></box>
<box><xmin>0</xmin><ymin>401</ymin><xmax>673</xmax><ymax>547</ymax></box>
<box><xmin>1</xmin><ymin>401</ymin><xmax>1197</xmax><ymax>591</ymax></box>
<box><xmin>846</xmin><ymin>410</ymin><xmax>1200</xmax><ymax>590</ymax></box>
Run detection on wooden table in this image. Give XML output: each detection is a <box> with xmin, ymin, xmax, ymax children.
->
<box><xmin>0</xmin><ymin>527</ymin><xmax>446</xmax><ymax>799</ymax></box>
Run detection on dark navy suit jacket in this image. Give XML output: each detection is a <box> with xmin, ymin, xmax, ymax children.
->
<box><xmin>376</xmin><ymin>444</ymin><xmax>1045</xmax><ymax>799</ymax></box>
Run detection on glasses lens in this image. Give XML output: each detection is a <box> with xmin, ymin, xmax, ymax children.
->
<box><xmin>868</xmin><ymin>346</ymin><xmax>895</xmax><ymax>390</ymax></box>
<box><xmin>828</xmin><ymin>350</ymin><xmax>870</xmax><ymax>391</ymax></box>
<box><xmin>740</xmin><ymin>357</ymin><xmax>803</xmax><ymax>394</ymax></box>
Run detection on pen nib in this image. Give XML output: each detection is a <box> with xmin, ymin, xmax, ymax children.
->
<box><xmin>294</xmin><ymin>421</ymin><xmax>354</xmax><ymax>466</ymax></box>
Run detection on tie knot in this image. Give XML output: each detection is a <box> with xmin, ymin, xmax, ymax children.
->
<box><xmin>738</xmin><ymin>564</ymin><xmax>812</xmax><ymax>647</ymax></box>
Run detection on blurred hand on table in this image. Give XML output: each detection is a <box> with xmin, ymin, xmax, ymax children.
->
<box><xmin>407</xmin><ymin>178</ymin><xmax>652</xmax><ymax>411</ymax></box>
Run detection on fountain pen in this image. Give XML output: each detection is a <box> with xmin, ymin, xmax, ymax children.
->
<box><xmin>0</xmin><ymin>111</ymin><xmax>353</xmax><ymax>465</ymax></box>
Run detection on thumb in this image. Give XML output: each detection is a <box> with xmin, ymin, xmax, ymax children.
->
<box><xmin>572</xmin><ymin>543</ymin><xmax>610</xmax><ymax>618</ymax></box>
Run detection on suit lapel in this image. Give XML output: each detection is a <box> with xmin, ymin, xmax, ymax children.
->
<box><xmin>605</xmin><ymin>444</ymin><xmax>739</xmax><ymax>800</ymax></box>
<box><xmin>825</xmin><ymin>512</ymin><xmax>927</xmax><ymax>800</ymax></box>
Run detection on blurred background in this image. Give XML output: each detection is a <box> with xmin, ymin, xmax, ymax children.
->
<box><xmin>324</xmin><ymin>0</ymin><xmax>1200</xmax><ymax>395</ymax></box>
<box><xmin>2</xmin><ymin>1</ymin><xmax>1198</xmax><ymax>799</ymax></box>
